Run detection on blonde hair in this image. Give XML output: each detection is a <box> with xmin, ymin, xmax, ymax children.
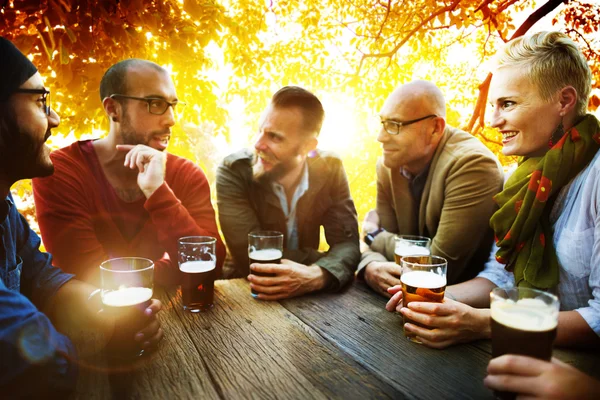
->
<box><xmin>496</xmin><ymin>31</ymin><xmax>592</xmax><ymax>116</ymax></box>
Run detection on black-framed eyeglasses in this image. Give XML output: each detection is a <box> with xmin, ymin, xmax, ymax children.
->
<box><xmin>14</xmin><ymin>88</ymin><xmax>51</xmax><ymax>116</ymax></box>
<box><xmin>380</xmin><ymin>114</ymin><xmax>437</xmax><ymax>135</ymax></box>
<box><xmin>110</xmin><ymin>94</ymin><xmax>185</xmax><ymax>115</ymax></box>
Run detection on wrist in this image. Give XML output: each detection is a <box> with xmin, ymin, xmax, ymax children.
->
<box><xmin>364</xmin><ymin>228</ymin><xmax>385</xmax><ymax>246</ymax></box>
<box><xmin>311</xmin><ymin>265</ymin><xmax>333</xmax><ymax>291</ymax></box>
<box><xmin>477</xmin><ymin>308</ymin><xmax>492</xmax><ymax>339</ymax></box>
<box><xmin>141</xmin><ymin>182</ymin><xmax>163</xmax><ymax>199</ymax></box>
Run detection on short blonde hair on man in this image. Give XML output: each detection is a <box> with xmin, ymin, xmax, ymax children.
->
<box><xmin>495</xmin><ymin>31</ymin><xmax>592</xmax><ymax>116</ymax></box>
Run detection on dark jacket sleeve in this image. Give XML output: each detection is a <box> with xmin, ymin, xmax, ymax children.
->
<box><xmin>216</xmin><ymin>158</ymin><xmax>262</xmax><ymax>277</ymax></box>
<box><xmin>310</xmin><ymin>157</ymin><xmax>360</xmax><ymax>291</ymax></box>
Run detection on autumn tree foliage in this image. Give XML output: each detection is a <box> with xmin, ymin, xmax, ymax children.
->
<box><xmin>1</xmin><ymin>0</ymin><xmax>599</xmax><ymax>224</ymax></box>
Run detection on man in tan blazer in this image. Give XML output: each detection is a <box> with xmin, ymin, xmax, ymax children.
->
<box><xmin>359</xmin><ymin>80</ymin><xmax>503</xmax><ymax>297</ymax></box>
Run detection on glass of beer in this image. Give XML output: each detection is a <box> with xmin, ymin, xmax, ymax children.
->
<box><xmin>490</xmin><ymin>287</ymin><xmax>559</xmax><ymax>400</ymax></box>
<box><xmin>100</xmin><ymin>257</ymin><xmax>154</xmax><ymax>359</ymax></box>
<box><xmin>178</xmin><ymin>236</ymin><xmax>217</xmax><ymax>312</ymax></box>
<box><xmin>400</xmin><ymin>255</ymin><xmax>447</xmax><ymax>343</ymax></box>
<box><xmin>394</xmin><ymin>235</ymin><xmax>431</xmax><ymax>265</ymax></box>
<box><xmin>248</xmin><ymin>231</ymin><xmax>283</xmax><ymax>298</ymax></box>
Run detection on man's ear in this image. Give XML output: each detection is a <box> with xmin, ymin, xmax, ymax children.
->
<box><xmin>434</xmin><ymin>116</ymin><xmax>446</xmax><ymax>136</ymax></box>
<box><xmin>102</xmin><ymin>97</ymin><xmax>120</xmax><ymax>122</ymax></box>
<box><xmin>303</xmin><ymin>136</ymin><xmax>318</xmax><ymax>154</ymax></box>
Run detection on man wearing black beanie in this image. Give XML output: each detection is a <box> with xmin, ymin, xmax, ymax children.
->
<box><xmin>0</xmin><ymin>37</ymin><xmax>164</xmax><ymax>396</ymax></box>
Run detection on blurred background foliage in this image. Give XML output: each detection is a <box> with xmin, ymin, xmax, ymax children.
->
<box><xmin>1</xmin><ymin>0</ymin><xmax>599</xmax><ymax>235</ymax></box>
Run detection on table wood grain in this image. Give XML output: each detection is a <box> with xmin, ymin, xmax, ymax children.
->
<box><xmin>282</xmin><ymin>282</ymin><xmax>493</xmax><ymax>400</ymax></box>
<box><xmin>72</xmin><ymin>279</ymin><xmax>599</xmax><ymax>399</ymax></box>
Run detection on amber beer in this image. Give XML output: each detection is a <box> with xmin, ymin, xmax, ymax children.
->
<box><xmin>394</xmin><ymin>245</ymin><xmax>430</xmax><ymax>264</ymax></box>
<box><xmin>490</xmin><ymin>288</ymin><xmax>559</xmax><ymax>400</ymax></box>
<box><xmin>102</xmin><ymin>287</ymin><xmax>153</xmax><ymax>359</ymax></box>
<box><xmin>393</xmin><ymin>235</ymin><xmax>431</xmax><ymax>265</ymax></box>
<box><xmin>249</xmin><ymin>248</ymin><xmax>282</xmax><ymax>295</ymax></box>
<box><xmin>401</xmin><ymin>270</ymin><xmax>446</xmax><ymax>341</ymax></box>
<box><xmin>180</xmin><ymin>260</ymin><xmax>216</xmax><ymax>312</ymax></box>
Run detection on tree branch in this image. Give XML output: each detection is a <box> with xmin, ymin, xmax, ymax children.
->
<box><xmin>510</xmin><ymin>0</ymin><xmax>567</xmax><ymax>39</ymax></box>
<box><xmin>467</xmin><ymin>0</ymin><xmax>570</xmax><ymax>135</ymax></box>
<box><xmin>359</xmin><ymin>0</ymin><xmax>461</xmax><ymax>61</ymax></box>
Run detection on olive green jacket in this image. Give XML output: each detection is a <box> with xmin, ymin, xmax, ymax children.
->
<box><xmin>216</xmin><ymin>149</ymin><xmax>360</xmax><ymax>291</ymax></box>
<box><xmin>359</xmin><ymin>126</ymin><xmax>504</xmax><ymax>284</ymax></box>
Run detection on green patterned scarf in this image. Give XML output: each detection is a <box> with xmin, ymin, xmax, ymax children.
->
<box><xmin>490</xmin><ymin>114</ymin><xmax>600</xmax><ymax>289</ymax></box>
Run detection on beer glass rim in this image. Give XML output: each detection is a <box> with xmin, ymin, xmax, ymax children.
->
<box><xmin>394</xmin><ymin>235</ymin><xmax>431</xmax><ymax>243</ymax></box>
<box><xmin>491</xmin><ymin>287</ymin><xmax>559</xmax><ymax>305</ymax></box>
<box><xmin>248</xmin><ymin>230</ymin><xmax>284</xmax><ymax>239</ymax></box>
<box><xmin>179</xmin><ymin>236</ymin><xmax>217</xmax><ymax>245</ymax></box>
<box><xmin>401</xmin><ymin>255</ymin><xmax>447</xmax><ymax>267</ymax></box>
<box><xmin>100</xmin><ymin>257</ymin><xmax>154</xmax><ymax>273</ymax></box>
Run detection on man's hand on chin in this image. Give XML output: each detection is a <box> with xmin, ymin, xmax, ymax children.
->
<box><xmin>248</xmin><ymin>259</ymin><xmax>333</xmax><ymax>300</ymax></box>
<box><xmin>117</xmin><ymin>144</ymin><xmax>167</xmax><ymax>198</ymax></box>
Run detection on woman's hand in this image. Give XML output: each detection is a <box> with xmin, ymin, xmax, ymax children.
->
<box><xmin>484</xmin><ymin>355</ymin><xmax>600</xmax><ymax>399</ymax></box>
<box><xmin>399</xmin><ymin>297</ymin><xmax>491</xmax><ymax>349</ymax></box>
<box><xmin>385</xmin><ymin>285</ymin><xmax>403</xmax><ymax>311</ymax></box>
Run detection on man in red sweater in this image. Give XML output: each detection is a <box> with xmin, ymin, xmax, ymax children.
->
<box><xmin>33</xmin><ymin>59</ymin><xmax>225</xmax><ymax>285</ymax></box>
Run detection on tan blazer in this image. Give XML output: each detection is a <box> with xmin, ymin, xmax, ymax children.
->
<box><xmin>359</xmin><ymin>125</ymin><xmax>504</xmax><ymax>284</ymax></box>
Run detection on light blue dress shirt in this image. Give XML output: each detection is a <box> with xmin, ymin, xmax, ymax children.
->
<box><xmin>479</xmin><ymin>150</ymin><xmax>600</xmax><ymax>336</ymax></box>
<box><xmin>272</xmin><ymin>163</ymin><xmax>310</xmax><ymax>251</ymax></box>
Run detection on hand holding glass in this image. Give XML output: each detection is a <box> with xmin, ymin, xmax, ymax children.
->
<box><xmin>248</xmin><ymin>231</ymin><xmax>283</xmax><ymax>297</ymax></box>
<box><xmin>100</xmin><ymin>257</ymin><xmax>154</xmax><ymax>359</ymax></box>
<box><xmin>490</xmin><ymin>287</ymin><xmax>559</xmax><ymax>400</ymax></box>
<box><xmin>400</xmin><ymin>255</ymin><xmax>447</xmax><ymax>343</ymax></box>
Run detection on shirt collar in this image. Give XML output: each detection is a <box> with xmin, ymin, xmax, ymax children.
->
<box><xmin>1</xmin><ymin>195</ymin><xmax>13</xmax><ymax>223</ymax></box>
<box><xmin>272</xmin><ymin>162</ymin><xmax>310</xmax><ymax>194</ymax></box>
<box><xmin>400</xmin><ymin>161</ymin><xmax>432</xmax><ymax>182</ymax></box>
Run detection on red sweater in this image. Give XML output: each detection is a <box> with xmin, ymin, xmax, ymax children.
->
<box><xmin>32</xmin><ymin>140</ymin><xmax>225</xmax><ymax>285</ymax></box>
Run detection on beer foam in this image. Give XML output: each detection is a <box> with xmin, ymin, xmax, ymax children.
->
<box><xmin>179</xmin><ymin>260</ymin><xmax>216</xmax><ymax>273</ymax></box>
<box><xmin>491</xmin><ymin>299</ymin><xmax>558</xmax><ymax>331</ymax></box>
<box><xmin>102</xmin><ymin>287</ymin><xmax>153</xmax><ymax>307</ymax></box>
<box><xmin>400</xmin><ymin>270</ymin><xmax>446</xmax><ymax>289</ymax></box>
<box><xmin>249</xmin><ymin>249</ymin><xmax>283</xmax><ymax>261</ymax></box>
<box><xmin>395</xmin><ymin>242</ymin><xmax>430</xmax><ymax>257</ymax></box>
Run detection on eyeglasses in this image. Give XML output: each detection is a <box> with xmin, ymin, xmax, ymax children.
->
<box><xmin>109</xmin><ymin>94</ymin><xmax>185</xmax><ymax>115</ymax></box>
<box><xmin>380</xmin><ymin>114</ymin><xmax>437</xmax><ymax>135</ymax></box>
<box><xmin>14</xmin><ymin>88</ymin><xmax>51</xmax><ymax>116</ymax></box>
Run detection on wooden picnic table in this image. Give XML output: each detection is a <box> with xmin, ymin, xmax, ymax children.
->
<box><xmin>73</xmin><ymin>279</ymin><xmax>600</xmax><ymax>399</ymax></box>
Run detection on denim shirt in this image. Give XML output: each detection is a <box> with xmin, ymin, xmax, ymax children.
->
<box><xmin>0</xmin><ymin>194</ymin><xmax>78</xmax><ymax>396</ymax></box>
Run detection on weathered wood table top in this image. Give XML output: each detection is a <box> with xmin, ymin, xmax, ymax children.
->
<box><xmin>73</xmin><ymin>279</ymin><xmax>600</xmax><ymax>399</ymax></box>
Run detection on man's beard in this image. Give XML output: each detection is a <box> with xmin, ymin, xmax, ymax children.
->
<box><xmin>120</xmin><ymin>111</ymin><xmax>168</xmax><ymax>150</ymax></box>
<box><xmin>120</xmin><ymin>115</ymin><xmax>150</xmax><ymax>146</ymax></box>
<box><xmin>252</xmin><ymin>152</ymin><xmax>286</xmax><ymax>181</ymax></box>
<box><xmin>0</xmin><ymin>113</ymin><xmax>54</xmax><ymax>181</ymax></box>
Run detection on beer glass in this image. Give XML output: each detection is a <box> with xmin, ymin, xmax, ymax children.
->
<box><xmin>490</xmin><ymin>287</ymin><xmax>559</xmax><ymax>400</ymax></box>
<box><xmin>179</xmin><ymin>236</ymin><xmax>217</xmax><ymax>312</ymax></box>
<box><xmin>100</xmin><ymin>257</ymin><xmax>154</xmax><ymax>359</ymax></box>
<box><xmin>248</xmin><ymin>231</ymin><xmax>283</xmax><ymax>297</ymax></box>
<box><xmin>400</xmin><ymin>255</ymin><xmax>447</xmax><ymax>343</ymax></box>
<box><xmin>394</xmin><ymin>235</ymin><xmax>431</xmax><ymax>265</ymax></box>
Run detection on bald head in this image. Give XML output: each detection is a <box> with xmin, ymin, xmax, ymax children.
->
<box><xmin>386</xmin><ymin>80</ymin><xmax>446</xmax><ymax>118</ymax></box>
<box><xmin>378</xmin><ymin>80</ymin><xmax>447</xmax><ymax>174</ymax></box>
<box><xmin>99</xmin><ymin>59</ymin><xmax>167</xmax><ymax>101</ymax></box>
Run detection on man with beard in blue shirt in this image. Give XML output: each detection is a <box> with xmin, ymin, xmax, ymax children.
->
<box><xmin>0</xmin><ymin>37</ymin><xmax>164</xmax><ymax>397</ymax></box>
